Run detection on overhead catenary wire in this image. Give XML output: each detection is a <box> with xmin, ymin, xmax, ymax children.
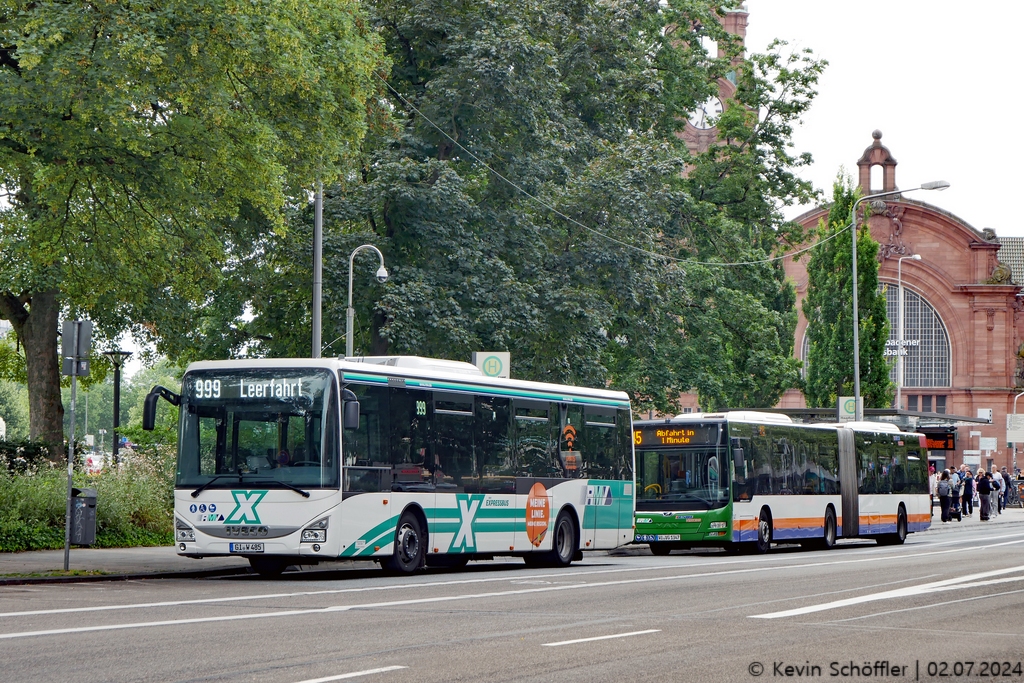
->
<box><xmin>374</xmin><ymin>72</ymin><xmax>849</xmax><ymax>268</ymax></box>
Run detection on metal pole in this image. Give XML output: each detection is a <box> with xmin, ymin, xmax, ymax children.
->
<box><xmin>850</xmin><ymin>185</ymin><xmax>945</xmax><ymax>421</ymax></box>
<box><xmin>312</xmin><ymin>181</ymin><xmax>323</xmax><ymax>359</ymax></box>
<box><xmin>897</xmin><ymin>257</ymin><xmax>904</xmax><ymax>413</ymax></box>
<box><xmin>112</xmin><ymin>361</ymin><xmax>121</xmax><ymax>464</ymax></box>
<box><xmin>896</xmin><ymin>254</ymin><xmax>921</xmax><ymax>415</ymax></box>
<box><xmin>63</xmin><ymin>325</ymin><xmax>79</xmax><ymax>572</ymax></box>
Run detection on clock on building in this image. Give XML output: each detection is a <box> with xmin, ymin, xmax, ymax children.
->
<box><xmin>688</xmin><ymin>96</ymin><xmax>723</xmax><ymax>130</ymax></box>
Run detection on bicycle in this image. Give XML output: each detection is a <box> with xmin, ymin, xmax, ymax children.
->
<box><xmin>1010</xmin><ymin>481</ymin><xmax>1023</xmax><ymax>509</ymax></box>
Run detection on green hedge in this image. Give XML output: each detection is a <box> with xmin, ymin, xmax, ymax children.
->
<box><xmin>0</xmin><ymin>446</ymin><xmax>175</xmax><ymax>552</ymax></box>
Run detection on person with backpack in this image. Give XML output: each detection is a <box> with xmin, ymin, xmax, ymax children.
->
<box><xmin>961</xmin><ymin>468</ymin><xmax>974</xmax><ymax>517</ymax></box>
<box><xmin>991</xmin><ymin>468</ymin><xmax>1004</xmax><ymax>515</ymax></box>
<box><xmin>937</xmin><ymin>470</ymin><xmax>952</xmax><ymax>523</ymax></box>
<box><xmin>977</xmin><ymin>469</ymin><xmax>993</xmax><ymax>521</ymax></box>
<box><xmin>948</xmin><ymin>468</ymin><xmax>962</xmax><ymax>521</ymax></box>
<box><xmin>1001</xmin><ymin>467</ymin><xmax>1013</xmax><ymax>512</ymax></box>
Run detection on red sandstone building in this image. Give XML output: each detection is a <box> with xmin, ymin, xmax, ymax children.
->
<box><xmin>780</xmin><ymin>132</ymin><xmax>1023</xmax><ymax>475</ymax></box>
<box><xmin>678</xmin><ymin>7</ymin><xmax>1021</xmax><ymax>474</ymax></box>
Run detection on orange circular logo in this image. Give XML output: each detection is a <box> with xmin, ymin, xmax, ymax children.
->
<box><xmin>526</xmin><ymin>482</ymin><xmax>550</xmax><ymax>547</ymax></box>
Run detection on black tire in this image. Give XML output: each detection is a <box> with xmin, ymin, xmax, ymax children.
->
<box><xmin>384</xmin><ymin>510</ymin><xmax>426</xmax><ymax>574</ymax></box>
<box><xmin>818</xmin><ymin>507</ymin><xmax>837</xmax><ymax>550</ymax></box>
<box><xmin>539</xmin><ymin>511</ymin><xmax>577</xmax><ymax>568</ymax></box>
<box><xmin>248</xmin><ymin>557</ymin><xmax>289</xmax><ymax>577</ymax></box>
<box><xmin>878</xmin><ymin>507</ymin><xmax>908</xmax><ymax>546</ymax></box>
<box><xmin>754</xmin><ymin>509</ymin><xmax>772</xmax><ymax>554</ymax></box>
<box><xmin>649</xmin><ymin>542</ymin><xmax>672</xmax><ymax>556</ymax></box>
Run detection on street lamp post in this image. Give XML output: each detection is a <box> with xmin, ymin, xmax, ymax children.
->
<box><xmin>312</xmin><ymin>182</ymin><xmax>323</xmax><ymax>358</ymax></box>
<box><xmin>103</xmin><ymin>350</ymin><xmax>132</xmax><ymax>464</ymax></box>
<box><xmin>896</xmin><ymin>254</ymin><xmax>922</xmax><ymax>413</ymax></box>
<box><xmin>346</xmin><ymin>245</ymin><xmax>388</xmax><ymax>359</ymax></box>
<box><xmin>851</xmin><ymin>181</ymin><xmax>949</xmax><ymax>421</ymax></box>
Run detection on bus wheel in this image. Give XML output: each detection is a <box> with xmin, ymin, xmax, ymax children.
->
<box><xmin>248</xmin><ymin>557</ymin><xmax>288</xmax><ymax>577</ymax></box>
<box><xmin>541</xmin><ymin>511</ymin><xmax>577</xmax><ymax>568</ymax></box>
<box><xmin>819</xmin><ymin>508</ymin><xmax>837</xmax><ymax>550</ymax></box>
<box><xmin>385</xmin><ymin>511</ymin><xmax>426</xmax><ymax>573</ymax></box>
<box><xmin>755</xmin><ymin>510</ymin><xmax>772</xmax><ymax>554</ymax></box>
<box><xmin>649</xmin><ymin>542</ymin><xmax>672</xmax><ymax>556</ymax></box>
<box><xmin>879</xmin><ymin>507</ymin><xmax>907</xmax><ymax>546</ymax></box>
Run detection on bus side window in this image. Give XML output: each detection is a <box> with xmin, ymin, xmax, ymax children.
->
<box><xmin>476</xmin><ymin>397</ymin><xmax>513</xmax><ymax>493</ymax></box>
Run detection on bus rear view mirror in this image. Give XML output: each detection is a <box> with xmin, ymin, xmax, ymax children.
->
<box><xmin>142</xmin><ymin>385</ymin><xmax>181</xmax><ymax>431</ymax></box>
<box><xmin>733</xmin><ymin>447</ymin><xmax>744</xmax><ymax>471</ymax></box>
<box><xmin>343</xmin><ymin>399</ymin><xmax>360</xmax><ymax>430</ymax></box>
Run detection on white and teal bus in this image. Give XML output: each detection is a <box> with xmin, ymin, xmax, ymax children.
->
<box><xmin>633</xmin><ymin>412</ymin><xmax>931</xmax><ymax>554</ymax></box>
<box><xmin>144</xmin><ymin>356</ymin><xmax>635</xmax><ymax>576</ymax></box>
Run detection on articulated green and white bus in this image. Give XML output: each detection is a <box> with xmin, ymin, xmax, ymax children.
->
<box><xmin>144</xmin><ymin>356</ymin><xmax>635</xmax><ymax>576</ymax></box>
<box><xmin>633</xmin><ymin>412</ymin><xmax>931</xmax><ymax>554</ymax></box>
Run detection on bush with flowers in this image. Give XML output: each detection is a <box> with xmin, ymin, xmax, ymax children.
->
<box><xmin>0</xmin><ymin>441</ymin><xmax>175</xmax><ymax>552</ymax></box>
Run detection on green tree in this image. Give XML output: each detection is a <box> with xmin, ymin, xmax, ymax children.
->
<box><xmin>190</xmin><ymin>0</ymin><xmax>822</xmax><ymax>414</ymax></box>
<box><xmin>803</xmin><ymin>176</ymin><xmax>894</xmax><ymax>409</ymax></box>
<box><xmin>0</xmin><ymin>0</ymin><xmax>384</xmax><ymax>450</ymax></box>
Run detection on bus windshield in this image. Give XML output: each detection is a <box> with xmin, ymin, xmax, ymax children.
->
<box><xmin>176</xmin><ymin>368</ymin><xmax>339</xmax><ymax>490</ymax></box>
<box><xmin>635</xmin><ymin>446</ymin><xmax>729</xmax><ymax>510</ymax></box>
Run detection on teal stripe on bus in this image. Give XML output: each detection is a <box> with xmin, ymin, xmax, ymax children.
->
<box><xmin>341</xmin><ymin>372</ymin><xmax>629</xmax><ymax>407</ymax></box>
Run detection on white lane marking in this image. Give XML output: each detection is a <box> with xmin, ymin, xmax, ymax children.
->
<box><xmin>542</xmin><ymin>629</ymin><xmax>660</xmax><ymax>647</ymax></box>
<box><xmin>294</xmin><ymin>665</ymin><xmax>408</xmax><ymax>683</ymax></box>
<box><xmin>751</xmin><ymin>564</ymin><xmax>1024</xmax><ymax>619</ymax></box>
<box><xmin>3</xmin><ymin>531</ymin><xmax>1023</xmax><ymax>624</ymax></box>
<box><xmin>0</xmin><ymin>551</ymin><xmax>1016</xmax><ymax>641</ymax></box>
<box><xmin>827</xmin><ymin>587</ymin><xmax>1024</xmax><ymax>623</ymax></box>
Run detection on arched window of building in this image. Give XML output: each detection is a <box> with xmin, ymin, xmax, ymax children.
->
<box><xmin>870</xmin><ymin>164</ymin><xmax>884</xmax><ymax>193</ymax></box>
<box><xmin>884</xmin><ymin>284</ymin><xmax>951</xmax><ymax>387</ymax></box>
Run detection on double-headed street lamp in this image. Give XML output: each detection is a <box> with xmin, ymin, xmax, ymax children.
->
<box><xmin>851</xmin><ymin>181</ymin><xmax>948</xmax><ymax>421</ymax></box>
<box><xmin>896</xmin><ymin>254</ymin><xmax>922</xmax><ymax>413</ymax></box>
<box><xmin>346</xmin><ymin>245</ymin><xmax>389</xmax><ymax>359</ymax></box>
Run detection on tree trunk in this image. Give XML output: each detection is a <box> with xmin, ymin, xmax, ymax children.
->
<box><xmin>12</xmin><ymin>291</ymin><xmax>64</xmax><ymax>456</ymax></box>
<box><xmin>370</xmin><ymin>309</ymin><xmax>390</xmax><ymax>356</ymax></box>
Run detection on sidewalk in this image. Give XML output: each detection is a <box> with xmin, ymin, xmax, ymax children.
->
<box><xmin>923</xmin><ymin>497</ymin><xmax>1024</xmax><ymax>532</ymax></box>
<box><xmin>2</xmin><ymin>505</ymin><xmax>1021</xmax><ymax>586</ymax></box>
<box><xmin>0</xmin><ymin>546</ymin><xmax>251</xmax><ymax>585</ymax></box>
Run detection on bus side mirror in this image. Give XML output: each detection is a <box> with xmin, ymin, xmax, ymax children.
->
<box><xmin>142</xmin><ymin>385</ymin><xmax>181</xmax><ymax>431</ymax></box>
<box><xmin>143</xmin><ymin>392</ymin><xmax>159</xmax><ymax>431</ymax></box>
<box><xmin>733</xmin><ymin>448</ymin><xmax>744</xmax><ymax>472</ymax></box>
<box><xmin>343</xmin><ymin>400</ymin><xmax>360</xmax><ymax>430</ymax></box>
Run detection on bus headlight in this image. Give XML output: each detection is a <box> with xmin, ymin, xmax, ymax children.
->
<box><xmin>175</xmin><ymin>518</ymin><xmax>195</xmax><ymax>542</ymax></box>
<box><xmin>301</xmin><ymin>516</ymin><xmax>329</xmax><ymax>543</ymax></box>
<box><xmin>709</xmin><ymin>522</ymin><xmax>727</xmax><ymax>530</ymax></box>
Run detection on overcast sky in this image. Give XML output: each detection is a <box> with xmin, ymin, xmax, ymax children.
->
<box><xmin>744</xmin><ymin>0</ymin><xmax>1022</xmax><ymax>236</ymax></box>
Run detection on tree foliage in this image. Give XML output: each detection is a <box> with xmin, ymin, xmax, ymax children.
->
<box><xmin>0</xmin><ymin>0</ymin><xmax>384</xmax><ymax>447</ymax></box>
<box><xmin>803</xmin><ymin>176</ymin><xmax>893</xmax><ymax>409</ymax></box>
<box><xmin>194</xmin><ymin>0</ymin><xmax>824</xmax><ymax>413</ymax></box>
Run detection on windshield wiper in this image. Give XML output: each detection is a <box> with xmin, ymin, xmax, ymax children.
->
<box><xmin>245</xmin><ymin>480</ymin><xmax>311</xmax><ymax>498</ymax></box>
<box><xmin>191</xmin><ymin>474</ymin><xmax>242</xmax><ymax>498</ymax></box>
<box><xmin>191</xmin><ymin>475</ymin><xmax>310</xmax><ymax>499</ymax></box>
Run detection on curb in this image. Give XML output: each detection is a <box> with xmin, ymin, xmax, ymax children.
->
<box><xmin>0</xmin><ymin>565</ymin><xmax>251</xmax><ymax>586</ymax></box>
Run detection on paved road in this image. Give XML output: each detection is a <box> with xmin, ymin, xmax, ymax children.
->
<box><xmin>2</xmin><ymin>518</ymin><xmax>1023</xmax><ymax>683</ymax></box>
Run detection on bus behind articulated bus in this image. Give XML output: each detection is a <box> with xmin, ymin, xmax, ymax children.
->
<box><xmin>144</xmin><ymin>356</ymin><xmax>636</xmax><ymax>576</ymax></box>
<box><xmin>632</xmin><ymin>412</ymin><xmax>930</xmax><ymax>555</ymax></box>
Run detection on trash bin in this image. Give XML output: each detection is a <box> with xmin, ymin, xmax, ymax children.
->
<box><xmin>70</xmin><ymin>487</ymin><xmax>97</xmax><ymax>546</ymax></box>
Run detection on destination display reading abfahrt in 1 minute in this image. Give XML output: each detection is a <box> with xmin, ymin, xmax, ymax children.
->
<box><xmin>633</xmin><ymin>424</ymin><xmax>720</xmax><ymax>447</ymax></box>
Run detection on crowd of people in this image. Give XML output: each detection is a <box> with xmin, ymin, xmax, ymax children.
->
<box><xmin>929</xmin><ymin>464</ymin><xmax>1016</xmax><ymax>523</ymax></box>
